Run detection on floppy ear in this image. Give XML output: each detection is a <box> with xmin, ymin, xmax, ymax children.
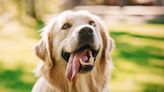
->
<box><xmin>101</xmin><ymin>30</ymin><xmax>114</xmax><ymax>61</ymax></box>
<box><xmin>97</xmin><ymin>18</ymin><xmax>114</xmax><ymax>62</ymax></box>
<box><xmin>34</xmin><ymin>19</ymin><xmax>56</xmax><ymax>68</ymax></box>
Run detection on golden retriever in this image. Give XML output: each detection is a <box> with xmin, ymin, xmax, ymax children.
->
<box><xmin>32</xmin><ymin>10</ymin><xmax>113</xmax><ymax>92</ymax></box>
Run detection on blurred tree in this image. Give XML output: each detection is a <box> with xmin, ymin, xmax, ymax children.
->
<box><xmin>104</xmin><ymin>0</ymin><xmax>118</xmax><ymax>5</ymax></box>
<box><xmin>61</xmin><ymin>0</ymin><xmax>101</xmax><ymax>9</ymax></box>
<box><xmin>14</xmin><ymin>0</ymin><xmax>44</xmax><ymax>26</ymax></box>
<box><xmin>1</xmin><ymin>0</ymin><xmax>163</xmax><ymax>27</ymax></box>
<box><xmin>62</xmin><ymin>0</ymin><xmax>81</xmax><ymax>9</ymax></box>
<box><xmin>24</xmin><ymin>0</ymin><xmax>37</xmax><ymax>19</ymax></box>
<box><xmin>33</xmin><ymin>0</ymin><xmax>45</xmax><ymax>21</ymax></box>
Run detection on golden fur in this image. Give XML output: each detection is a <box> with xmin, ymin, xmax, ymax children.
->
<box><xmin>32</xmin><ymin>11</ymin><xmax>113</xmax><ymax>92</ymax></box>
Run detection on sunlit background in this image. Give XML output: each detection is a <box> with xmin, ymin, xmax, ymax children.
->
<box><xmin>0</xmin><ymin>0</ymin><xmax>164</xmax><ymax>92</ymax></box>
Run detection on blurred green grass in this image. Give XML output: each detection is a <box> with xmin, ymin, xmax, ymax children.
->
<box><xmin>0</xmin><ymin>20</ymin><xmax>38</xmax><ymax>92</ymax></box>
<box><xmin>109</xmin><ymin>24</ymin><xmax>164</xmax><ymax>92</ymax></box>
<box><xmin>0</xmin><ymin>21</ymin><xmax>164</xmax><ymax>92</ymax></box>
<box><xmin>0</xmin><ymin>67</ymin><xmax>35</xmax><ymax>92</ymax></box>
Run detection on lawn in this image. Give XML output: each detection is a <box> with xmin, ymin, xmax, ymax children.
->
<box><xmin>109</xmin><ymin>24</ymin><xmax>164</xmax><ymax>92</ymax></box>
<box><xmin>0</xmin><ymin>21</ymin><xmax>164</xmax><ymax>92</ymax></box>
<box><xmin>0</xmin><ymin>20</ymin><xmax>38</xmax><ymax>92</ymax></box>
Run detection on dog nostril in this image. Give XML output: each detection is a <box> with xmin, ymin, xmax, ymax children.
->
<box><xmin>88</xmin><ymin>29</ymin><xmax>93</xmax><ymax>34</ymax></box>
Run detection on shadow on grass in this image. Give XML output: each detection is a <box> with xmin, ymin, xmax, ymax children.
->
<box><xmin>147</xmin><ymin>17</ymin><xmax>164</xmax><ymax>24</ymax></box>
<box><xmin>0</xmin><ymin>67</ymin><xmax>34</xmax><ymax>92</ymax></box>
<box><xmin>110</xmin><ymin>31</ymin><xmax>164</xmax><ymax>92</ymax></box>
<box><xmin>116</xmin><ymin>42</ymin><xmax>164</xmax><ymax>66</ymax></box>
<box><xmin>110</xmin><ymin>31</ymin><xmax>164</xmax><ymax>64</ymax></box>
<box><xmin>110</xmin><ymin>31</ymin><xmax>164</xmax><ymax>41</ymax></box>
<box><xmin>143</xmin><ymin>83</ymin><xmax>164</xmax><ymax>92</ymax></box>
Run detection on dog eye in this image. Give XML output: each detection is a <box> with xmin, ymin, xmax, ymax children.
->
<box><xmin>62</xmin><ymin>23</ymin><xmax>72</xmax><ymax>29</ymax></box>
<box><xmin>89</xmin><ymin>20</ymin><xmax>96</xmax><ymax>27</ymax></box>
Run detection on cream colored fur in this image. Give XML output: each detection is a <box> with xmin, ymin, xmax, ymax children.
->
<box><xmin>32</xmin><ymin>10</ymin><xmax>113</xmax><ymax>92</ymax></box>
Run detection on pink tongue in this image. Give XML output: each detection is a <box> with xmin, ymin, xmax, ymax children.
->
<box><xmin>66</xmin><ymin>54</ymin><xmax>80</xmax><ymax>81</ymax></box>
<box><xmin>66</xmin><ymin>50</ymin><xmax>89</xmax><ymax>81</ymax></box>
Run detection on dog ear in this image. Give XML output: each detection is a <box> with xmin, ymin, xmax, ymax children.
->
<box><xmin>96</xmin><ymin>17</ymin><xmax>114</xmax><ymax>62</ymax></box>
<box><xmin>34</xmin><ymin>32</ymin><xmax>54</xmax><ymax>68</ymax></box>
<box><xmin>34</xmin><ymin>19</ymin><xmax>56</xmax><ymax>68</ymax></box>
<box><xmin>101</xmin><ymin>29</ymin><xmax>114</xmax><ymax>62</ymax></box>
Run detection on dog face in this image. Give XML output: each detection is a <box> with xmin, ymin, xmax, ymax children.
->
<box><xmin>35</xmin><ymin>11</ymin><xmax>113</xmax><ymax>81</ymax></box>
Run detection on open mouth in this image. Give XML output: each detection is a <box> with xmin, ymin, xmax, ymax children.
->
<box><xmin>61</xmin><ymin>45</ymin><xmax>99</xmax><ymax>81</ymax></box>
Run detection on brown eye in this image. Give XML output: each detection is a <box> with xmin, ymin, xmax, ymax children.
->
<box><xmin>89</xmin><ymin>20</ymin><xmax>96</xmax><ymax>27</ymax></box>
<box><xmin>62</xmin><ymin>23</ymin><xmax>72</xmax><ymax>29</ymax></box>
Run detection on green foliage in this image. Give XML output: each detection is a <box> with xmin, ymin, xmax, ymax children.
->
<box><xmin>36</xmin><ymin>20</ymin><xmax>45</xmax><ymax>30</ymax></box>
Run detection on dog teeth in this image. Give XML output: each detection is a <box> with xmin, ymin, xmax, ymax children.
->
<box><xmin>79</xmin><ymin>57</ymin><xmax>94</xmax><ymax>66</ymax></box>
<box><xmin>89</xmin><ymin>51</ymin><xmax>93</xmax><ymax>57</ymax></box>
<box><xmin>80</xmin><ymin>59</ymin><xmax>89</xmax><ymax>65</ymax></box>
<box><xmin>89</xmin><ymin>56</ymin><xmax>94</xmax><ymax>65</ymax></box>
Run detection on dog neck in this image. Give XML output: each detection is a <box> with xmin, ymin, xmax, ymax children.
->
<box><xmin>40</xmin><ymin>57</ymin><xmax>108</xmax><ymax>92</ymax></box>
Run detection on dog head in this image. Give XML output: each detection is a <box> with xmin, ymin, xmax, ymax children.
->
<box><xmin>34</xmin><ymin>11</ymin><xmax>113</xmax><ymax>81</ymax></box>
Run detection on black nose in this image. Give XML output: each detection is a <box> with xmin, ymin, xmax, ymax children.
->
<box><xmin>79</xmin><ymin>27</ymin><xmax>93</xmax><ymax>36</ymax></box>
<box><xmin>78</xmin><ymin>27</ymin><xmax>94</xmax><ymax>45</ymax></box>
